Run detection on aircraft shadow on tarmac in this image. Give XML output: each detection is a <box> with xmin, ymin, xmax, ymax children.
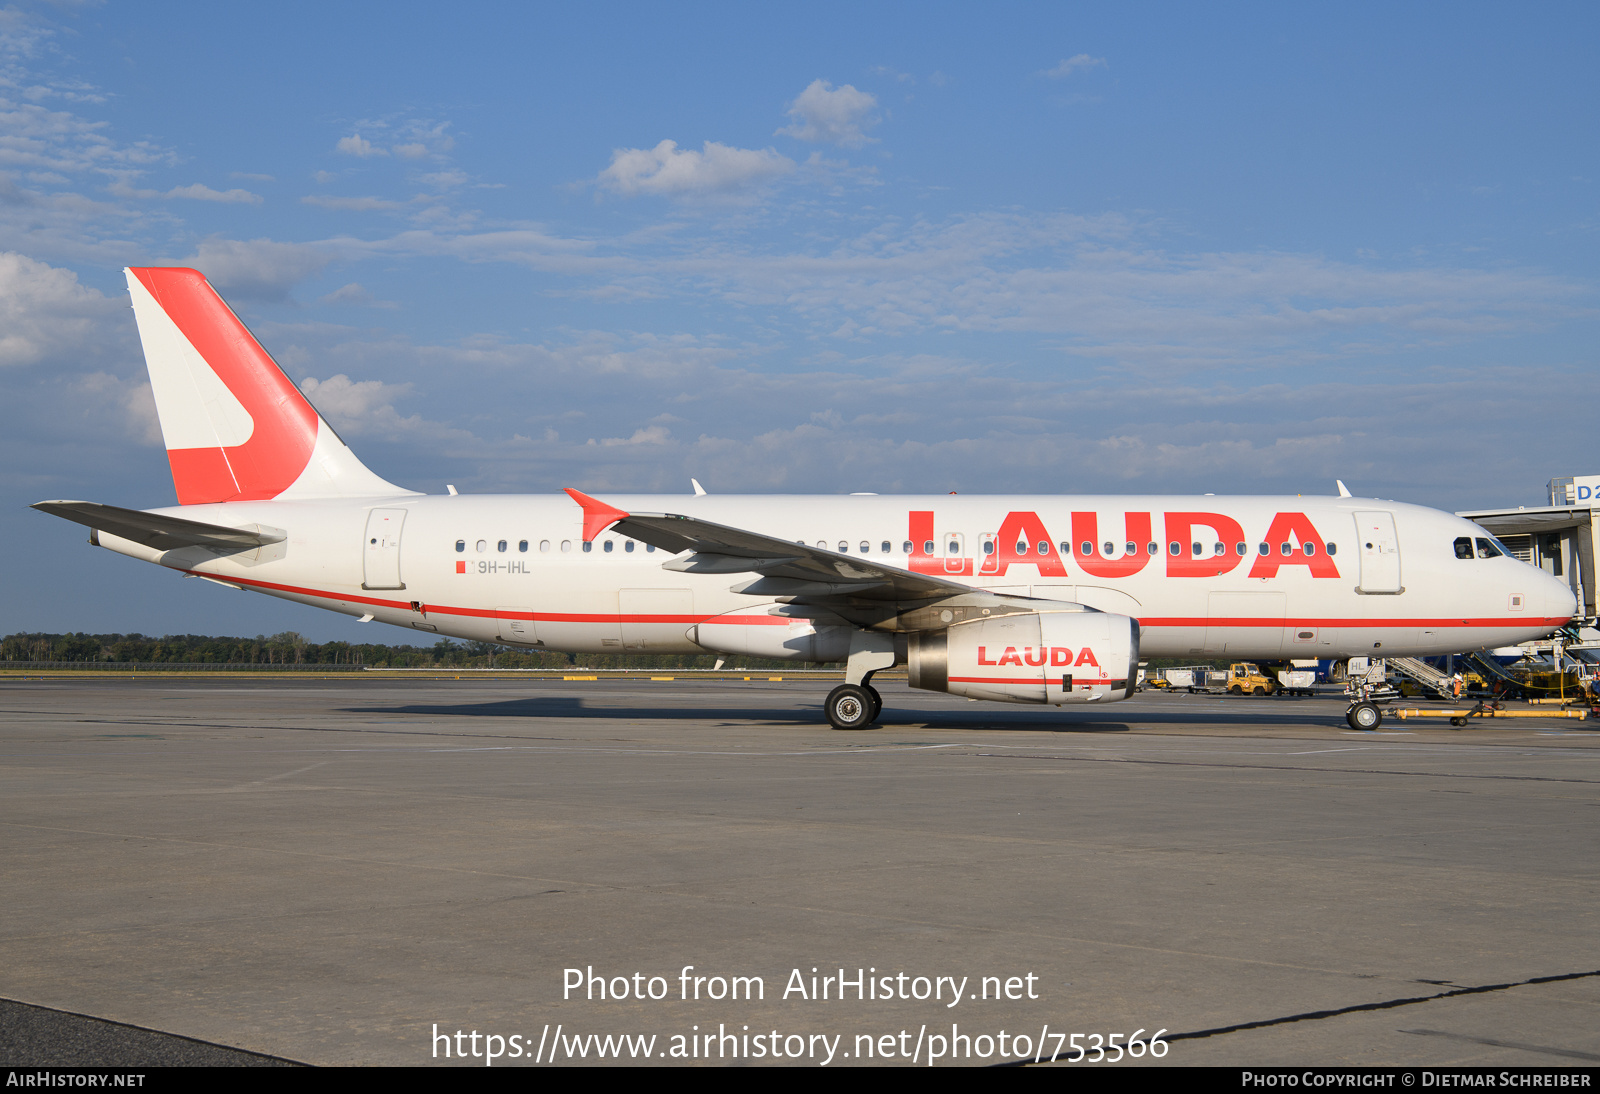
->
<box><xmin>339</xmin><ymin>695</ymin><xmax>1338</xmax><ymax>732</ymax></box>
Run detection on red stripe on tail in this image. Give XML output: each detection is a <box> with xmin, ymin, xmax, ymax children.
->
<box><xmin>130</xmin><ymin>267</ymin><xmax>318</xmax><ymax>504</ymax></box>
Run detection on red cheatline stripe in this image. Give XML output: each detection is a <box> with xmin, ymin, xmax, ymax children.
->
<box><xmin>1140</xmin><ymin>616</ymin><xmax>1565</xmax><ymax>627</ymax></box>
<box><xmin>187</xmin><ymin>572</ymin><xmax>1568</xmax><ymax>631</ymax></box>
<box><xmin>186</xmin><ymin>571</ymin><xmax>789</xmax><ymax>624</ymax></box>
<box><xmin>950</xmin><ymin>676</ymin><xmax>1113</xmax><ymax>684</ymax></box>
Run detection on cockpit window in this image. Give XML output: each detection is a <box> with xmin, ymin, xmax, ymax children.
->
<box><xmin>1454</xmin><ymin>537</ymin><xmax>1474</xmax><ymax>560</ymax></box>
<box><xmin>1475</xmin><ymin>537</ymin><xmax>1502</xmax><ymax>559</ymax></box>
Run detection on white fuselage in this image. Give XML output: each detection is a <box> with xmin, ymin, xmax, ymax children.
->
<box><xmin>100</xmin><ymin>493</ymin><xmax>1576</xmax><ymax>660</ymax></box>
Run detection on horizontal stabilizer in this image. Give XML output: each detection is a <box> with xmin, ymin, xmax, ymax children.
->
<box><xmin>32</xmin><ymin>500</ymin><xmax>286</xmax><ymax>552</ymax></box>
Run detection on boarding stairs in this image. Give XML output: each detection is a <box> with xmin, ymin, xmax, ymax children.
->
<box><xmin>1387</xmin><ymin>656</ymin><xmax>1455</xmax><ymax>699</ymax></box>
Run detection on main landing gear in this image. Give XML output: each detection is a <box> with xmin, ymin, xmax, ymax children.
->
<box><xmin>825</xmin><ymin>630</ymin><xmax>896</xmax><ymax>730</ymax></box>
<box><xmin>825</xmin><ymin>683</ymin><xmax>882</xmax><ymax>730</ymax></box>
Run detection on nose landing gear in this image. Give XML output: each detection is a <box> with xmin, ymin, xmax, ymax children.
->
<box><xmin>1346</xmin><ymin>701</ymin><xmax>1383</xmax><ymax>730</ymax></box>
<box><xmin>1344</xmin><ymin>657</ymin><xmax>1397</xmax><ymax>730</ymax></box>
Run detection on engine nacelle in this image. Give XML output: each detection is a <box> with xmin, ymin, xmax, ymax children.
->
<box><xmin>908</xmin><ymin>608</ymin><xmax>1140</xmax><ymax>704</ymax></box>
<box><xmin>688</xmin><ymin>605</ymin><xmax>856</xmax><ymax>663</ymax></box>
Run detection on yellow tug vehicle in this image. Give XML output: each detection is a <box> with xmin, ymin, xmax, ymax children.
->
<box><xmin>1223</xmin><ymin>662</ymin><xmax>1276</xmax><ymax>696</ymax></box>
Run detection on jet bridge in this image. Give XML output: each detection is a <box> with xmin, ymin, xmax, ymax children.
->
<box><xmin>1458</xmin><ymin>474</ymin><xmax>1600</xmax><ymax>627</ymax></box>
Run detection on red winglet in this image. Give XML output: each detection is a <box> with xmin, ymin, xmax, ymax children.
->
<box><xmin>564</xmin><ymin>488</ymin><xmax>629</xmax><ymax>542</ymax></box>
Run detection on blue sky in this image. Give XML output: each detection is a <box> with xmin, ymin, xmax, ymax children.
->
<box><xmin>3</xmin><ymin>1</ymin><xmax>1597</xmax><ymax>640</ymax></box>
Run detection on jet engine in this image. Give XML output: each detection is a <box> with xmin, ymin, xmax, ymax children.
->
<box><xmin>908</xmin><ymin>607</ymin><xmax>1139</xmax><ymax>704</ymax></box>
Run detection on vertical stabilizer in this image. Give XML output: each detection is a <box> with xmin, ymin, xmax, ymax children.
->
<box><xmin>126</xmin><ymin>267</ymin><xmax>414</xmax><ymax>504</ymax></box>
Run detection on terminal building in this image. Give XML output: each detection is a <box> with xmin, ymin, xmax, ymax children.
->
<box><xmin>1459</xmin><ymin>475</ymin><xmax>1600</xmax><ymax>628</ymax></box>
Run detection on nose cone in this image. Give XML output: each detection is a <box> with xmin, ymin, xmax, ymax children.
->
<box><xmin>1542</xmin><ymin>571</ymin><xmax>1579</xmax><ymax>622</ymax></box>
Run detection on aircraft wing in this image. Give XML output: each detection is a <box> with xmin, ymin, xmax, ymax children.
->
<box><xmin>32</xmin><ymin>500</ymin><xmax>287</xmax><ymax>552</ymax></box>
<box><xmin>565</xmin><ymin>488</ymin><xmax>973</xmax><ymax>602</ymax></box>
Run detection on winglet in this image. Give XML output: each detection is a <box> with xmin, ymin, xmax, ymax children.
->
<box><xmin>564</xmin><ymin>488</ymin><xmax>630</xmax><ymax>541</ymax></box>
<box><xmin>1336</xmin><ymin>479</ymin><xmax>1352</xmax><ymax>498</ymax></box>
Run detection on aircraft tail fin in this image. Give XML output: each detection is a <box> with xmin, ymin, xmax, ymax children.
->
<box><xmin>125</xmin><ymin>267</ymin><xmax>415</xmax><ymax>504</ymax></box>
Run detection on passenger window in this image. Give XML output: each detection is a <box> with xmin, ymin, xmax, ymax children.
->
<box><xmin>646</xmin><ymin>544</ymin><xmax>655</xmax><ymax>553</ymax></box>
<box><xmin>860</xmin><ymin>541</ymin><xmax>870</xmax><ymax>553</ymax></box>
<box><xmin>455</xmin><ymin>540</ymin><xmax>465</xmax><ymax>553</ymax></box>
<box><xmin>817</xmin><ymin>541</ymin><xmax>827</xmax><ymax>549</ymax></box>
<box><xmin>881</xmin><ymin>541</ymin><xmax>891</xmax><ymax>553</ymax></box>
<box><xmin>519</xmin><ymin>540</ymin><xmax>528</xmax><ymax>552</ymax></box>
<box><xmin>1126</xmin><ymin>541</ymin><xmax>1137</xmax><ymax>555</ymax></box>
<box><xmin>1169</xmin><ymin>542</ymin><xmax>1181</xmax><ymax>556</ymax></box>
<box><xmin>1235</xmin><ymin>542</ymin><xmax>1247</xmax><ymax>556</ymax></box>
<box><xmin>1147</xmin><ymin>542</ymin><xmax>1158</xmax><ymax>555</ymax></box>
<box><xmin>1303</xmin><ymin>542</ymin><xmax>1316</xmax><ymax>556</ymax></box>
<box><xmin>903</xmin><ymin>541</ymin><xmax>913</xmax><ymax>554</ymax></box>
<box><xmin>625</xmin><ymin>541</ymin><xmax>634</xmax><ymax>552</ymax></box>
<box><xmin>1327</xmin><ymin>543</ymin><xmax>1337</xmax><ymax>556</ymax></box>
<box><xmin>604</xmin><ymin>541</ymin><xmax>614</xmax><ymax>553</ymax></box>
<box><xmin>1258</xmin><ymin>543</ymin><xmax>1269</xmax><ymax>555</ymax></box>
<box><xmin>539</xmin><ymin>540</ymin><xmax>550</xmax><ymax>552</ymax></box>
<box><xmin>983</xmin><ymin>541</ymin><xmax>995</xmax><ymax>555</ymax></box>
<box><xmin>1213</xmin><ymin>543</ymin><xmax>1225</xmax><ymax>556</ymax></box>
<box><xmin>1079</xmin><ymin>541</ymin><xmax>1092</xmax><ymax>555</ymax></box>
<box><xmin>923</xmin><ymin>540</ymin><xmax>934</xmax><ymax>555</ymax></box>
<box><xmin>838</xmin><ymin>541</ymin><xmax>848</xmax><ymax>552</ymax></box>
<box><xmin>947</xmin><ymin>540</ymin><xmax>960</xmax><ymax>555</ymax></box>
<box><xmin>497</xmin><ymin>540</ymin><xmax>507</xmax><ymax>553</ymax></box>
<box><xmin>1041</xmin><ymin>540</ymin><xmax>1052</xmax><ymax>555</ymax></box>
<box><xmin>582</xmin><ymin>542</ymin><xmax>592</xmax><ymax>553</ymax></box>
<box><xmin>1476</xmin><ymin>537</ymin><xmax>1501</xmax><ymax>559</ymax></box>
<box><xmin>1103</xmin><ymin>541</ymin><xmax>1114</xmax><ymax>556</ymax></box>
<box><xmin>476</xmin><ymin>539</ymin><xmax>486</xmax><ymax>553</ymax></box>
<box><xmin>561</xmin><ymin>540</ymin><xmax>571</xmax><ymax>552</ymax></box>
<box><xmin>1191</xmin><ymin>542</ymin><xmax>1203</xmax><ymax>556</ymax></box>
<box><xmin>1280</xmin><ymin>542</ymin><xmax>1292</xmax><ymax>556</ymax></box>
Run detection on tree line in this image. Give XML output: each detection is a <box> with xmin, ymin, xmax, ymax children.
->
<box><xmin>0</xmin><ymin>632</ymin><xmax>822</xmax><ymax>671</ymax></box>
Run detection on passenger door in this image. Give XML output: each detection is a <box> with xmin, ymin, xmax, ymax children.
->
<box><xmin>1354</xmin><ymin>511</ymin><xmax>1402</xmax><ymax>593</ymax></box>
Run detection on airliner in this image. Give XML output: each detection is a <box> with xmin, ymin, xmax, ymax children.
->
<box><xmin>32</xmin><ymin>268</ymin><xmax>1577</xmax><ymax>730</ymax></box>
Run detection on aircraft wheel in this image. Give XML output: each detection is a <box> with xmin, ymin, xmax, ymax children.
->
<box><xmin>865</xmin><ymin>684</ymin><xmax>882</xmax><ymax>724</ymax></box>
<box><xmin>826</xmin><ymin>684</ymin><xmax>876</xmax><ymax>730</ymax></box>
<box><xmin>1347</xmin><ymin>702</ymin><xmax>1382</xmax><ymax>730</ymax></box>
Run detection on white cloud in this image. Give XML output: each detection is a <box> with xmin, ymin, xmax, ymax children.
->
<box><xmin>317</xmin><ymin>282</ymin><xmax>396</xmax><ymax>308</ymax></box>
<box><xmin>393</xmin><ymin>143</ymin><xmax>428</xmax><ymax>160</ymax></box>
<box><xmin>301</xmin><ymin>194</ymin><xmax>404</xmax><ymax>212</ymax></box>
<box><xmin>163</xmin><ymin>182</ymin><xmax>262</xmax><ymax>204</ymax></box>
<box><xmin>1044</xmin><ymin>54</ymin><xmax>1107</xmax><ymax>78</ymax></box>
<box><xmin>777</xmin><ymin>80</ymin><xmax>880</xmax><ymax>146</ymax></box>
<box><xmin>596</xmin><ymin>139</ymin><xmax>795</xmax><ymax>199</ymax></box>
<box><xmin>598</xmin><ymin>425</ymin><xmax>671</xmax><ymax>446</ymax></box>
<box><xmin>0</xmin><ymin>251</ymin><xmax>123</xmax><ymax>367</ymax></box>
<box><xmin>335</xmin><ymin>134</ymin><xmax>385</xmax><ymax>158</ymax></box>
<box><xmin>419</xmin><ymin>170</ymin><xmax>468</xmax><ymax>190</ymax></box>
<box><xmin>179</xmin><ymin>237</ymin><xmax>334</xmax><ymax>301</ymax></box>
<box><xmin>300</xmin><ymin>373</ymin><xmax>470</xmax><ymax>442</ymax></box>
<box><xmin>73</xmin><ymin>371</ymin><xmax>163</xmax><ymax>448</ymax></box>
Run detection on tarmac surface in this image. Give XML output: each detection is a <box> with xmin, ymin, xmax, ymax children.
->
<box><xmin>1</xmin><ymin>675</ymin><xmax>1597</xmax><ymax>1067</ymax></box>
